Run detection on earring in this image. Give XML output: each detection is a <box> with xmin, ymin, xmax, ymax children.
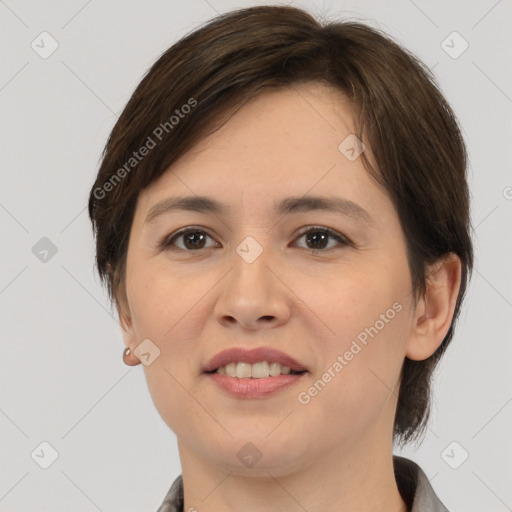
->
<box><xmin>123</xmin><ymin>347</ymin><xmax>140</xmax><ymax>366</ymax></box>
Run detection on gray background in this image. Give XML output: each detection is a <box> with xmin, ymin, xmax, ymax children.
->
<box><xmin>1</xmin><ymin>0</ymin><xmax>511</xmax><ymax>510</ymax></box>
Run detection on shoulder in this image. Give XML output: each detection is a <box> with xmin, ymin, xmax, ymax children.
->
<box><xmin>156</xmin><ymin>474</ymin><xmax>184</xmax><ymax>512</ymax></box>
<box><xmin>394</xmin><ymin>455</ymin><xmax>450</xmax><ymax>512</ymax></box>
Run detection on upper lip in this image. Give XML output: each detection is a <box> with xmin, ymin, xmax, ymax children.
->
<box><xmin>202</xmin><ymin>347</ymin><xmax>308</xmax><ymax>373</ymax></box>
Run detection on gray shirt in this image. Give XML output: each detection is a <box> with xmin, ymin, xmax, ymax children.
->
<box><xmin>156</xmin><ymin>455</ymin><xmax>448</xmax><ymax>512</ymax></box>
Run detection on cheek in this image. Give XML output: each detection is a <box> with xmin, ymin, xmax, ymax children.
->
<box><xmin>298</xmin><ymin>313</ymin><xmax>409</xmax><ymax>444</ymax></box>
<box><xmin>296</xmin><ymin>256</ymin><xmax>410</xmax><ymax>344</ymax></box>
<box><xmin>295</xmin><ymin>262</ymin><xmax>411</xmax><ymax>418</ymax></box>
<box><xmin>126</xmin><ymin>256</ymin><xmax>201</xmax><ymax>340</ymax></box>
<box><xmin>126</xmin><ymin>262</ymin><xmax>208</xmax><ymax>436</ymax></box>
<box><xmin>124</xmin><ymin>258</ymin><xmax>211</xmax><ymax>421</ymax></box>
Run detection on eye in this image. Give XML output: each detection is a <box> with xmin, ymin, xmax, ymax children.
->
<box><xmin>160</xmin><ymin>227</ymin><xmax>219</xmax><ymax>251</ymax></box>
<box><xmin>293</xmin><ymin>226</ymin><xmax>352</xmax><ymax>251</ymax></box>
<box><xmin>159</xmin><ymin>225</ymin><xmax>352</xmax><ymax>252</ymax></box>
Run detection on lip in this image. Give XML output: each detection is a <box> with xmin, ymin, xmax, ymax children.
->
<box><xmin>206</xmin><ymin>372</ymin><xmax>307</xmax><ymax>398</ymax></box>
<box><xmin>202</xmin><ymin>346</ymin><xmax>308</xmax><ymax>374</ymax></box>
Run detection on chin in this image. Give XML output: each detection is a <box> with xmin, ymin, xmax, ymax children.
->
<box><xmin>207</xmin><ymin>432</ymin><xmax>308</xmax><ymax>476</ymax></box>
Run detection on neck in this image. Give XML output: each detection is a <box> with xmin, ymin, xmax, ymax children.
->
<box><xmin>178</xmin><ymin>431</ymin><xmax>407</xmax><ymax>512</ymax></box>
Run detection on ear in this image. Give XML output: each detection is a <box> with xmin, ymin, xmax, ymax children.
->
<box><xmin>109</xmin><ymin>262</ymin><xmax>135</xmax><ymax>347</ymax></box>
<box><xmin>117</xmin><ymin>297</ymin><xmax>136</xmax><ymax>346</ymax></box>
<box><xmin>406</xmin><ymin>254</ymin><xmax>462</xmax><ymax>361</ymax></box>
<box><xmin>116</xmin><ymin>292</ymin><xmax>143</xmax><ymax>367</ymax></box>
<box><xmin>112</xmin><ymin>274</ymin><xmax>136</xmax><ymax>350</ymax></box>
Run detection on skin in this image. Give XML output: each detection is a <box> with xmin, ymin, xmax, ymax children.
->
<box><xmin>119</xmin><ymin>82</ymin><xmax>461</xmax><ymax>512</ymax></box>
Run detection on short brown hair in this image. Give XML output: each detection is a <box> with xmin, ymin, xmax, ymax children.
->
<box><xmin>88</xmin><ymin>5</ymin><xmax>473</xmax><ymax>447</ymax></box>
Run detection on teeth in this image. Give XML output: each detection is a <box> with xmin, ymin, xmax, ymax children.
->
<box><xmin>236</xmin><ymin>362</ymin><xmax>252</xmax><ymax>378</ymax></box>
<box><xmin>252</xmin><ymin>361</ymin><xmax>269</xmax><ymax>378</ymax></box>
<box><xmin>215</xmin><ymin>361</ymin><xmax>296</xmax><ymax>378</ymax></box>
<box><xmin>225</xmin><ymin>362</ymin><xmax>236</xmax><ymax>377</ymax></box>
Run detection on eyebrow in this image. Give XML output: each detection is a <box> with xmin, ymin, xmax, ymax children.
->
<box><xmin>145</xmin><ymin>195</ymin><xmax>373</xmax><ymax>225</ymax></box>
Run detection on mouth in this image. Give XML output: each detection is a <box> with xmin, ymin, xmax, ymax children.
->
<box><xmin>202</xmin><ymin>346</ymin><xmax>309</xmax><ymax>375</ymax></box>
<box><xmin>204</xmin><ymin>361</ymin><xmax>306</xmax><ymax>378</ymax></box>
<box><xmin>202</xmin><ymin>347</ymin><xmax>309</xmax><ymax>398</ymax></box>
<box><xmin>204</xmin><ymin>364</ymin><xmax>308</xmax><ymax>399</ymax></box>
<box><xmin>205</xmin><ymin>369</ymin><xmax>306</xmax><ymax>376</ymax></box>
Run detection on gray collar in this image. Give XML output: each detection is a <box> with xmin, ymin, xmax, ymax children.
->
<box><xmin>156</xmin><ymin>455</ymin><xmax>448</xmax><ymax>512</ymax></box>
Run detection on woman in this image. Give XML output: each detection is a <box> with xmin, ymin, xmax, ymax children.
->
<box><xmin>88</xmin><ymin>5</ymin><xmax>473</xmax><ymax>511</ymax></box>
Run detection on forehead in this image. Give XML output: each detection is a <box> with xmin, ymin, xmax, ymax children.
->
<box><xmin>133</xmin><ymin>82</ymin><xmax>389</xmax><ymax>227</ymax></box>
<box><xmin>142</xmin><ymin>83</ymin><xmax>369</xmax><ymax>189</ymax></box>
<box><xmin>193</xmin><ymin>82</ymin><xmax>356</xmax><ymax>158</ymax></box>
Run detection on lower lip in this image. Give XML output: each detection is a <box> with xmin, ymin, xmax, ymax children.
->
<box><xmin>205</xmin><ymin>372</ymin><xmax>307</xmax><ymax>398</ymax></box>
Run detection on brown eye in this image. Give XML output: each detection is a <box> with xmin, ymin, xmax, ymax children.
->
<box><xmin>294</xmin><ymin>227</ymin><xmax>351</xmax><ymax>251</ymax></box>
<box><xmin>159</xmin><ymin>225</ymin><xmax>351</xmax><ymax>253</ymax></box>
<box><xmin>161</xmin><ymin>228</ymin><xmax>218</xmax><ymax>251</ymax></box>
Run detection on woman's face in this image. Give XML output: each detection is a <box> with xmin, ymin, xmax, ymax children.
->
<box><xmin>120</xmin><ymin>82</ymin><xmax>419</xmax><ymax>475</ymax></box>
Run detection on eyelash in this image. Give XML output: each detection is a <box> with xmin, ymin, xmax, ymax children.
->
<box><xmin>158</xmin><ymin>225</ymin><xmax>353</xmax><ymax>253</ymax></box>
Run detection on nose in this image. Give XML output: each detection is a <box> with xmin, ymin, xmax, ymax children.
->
<box><xmin>214</xmin><ymin>245</ymin><xmax>291</xmax><ymax>331</ymax></box>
